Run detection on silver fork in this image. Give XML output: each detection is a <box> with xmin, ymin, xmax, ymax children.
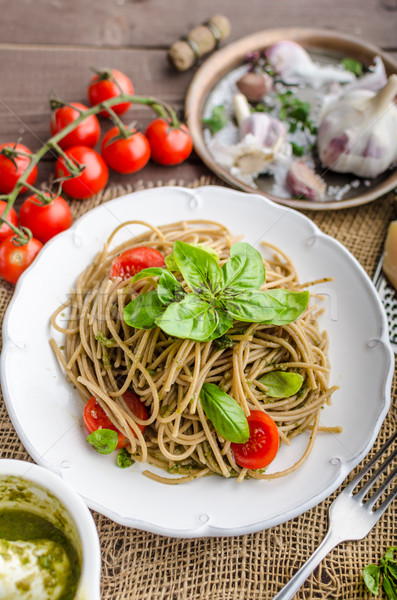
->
<box><xmin>273</xmin><ymin>432</ymin><xmax>397</xmax><ymax>600</ymax></box>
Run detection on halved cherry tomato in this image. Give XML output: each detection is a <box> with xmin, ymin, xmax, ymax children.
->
<box><xmin>87</xmin><ymin>68</ymin><xmax>134</xmax><ymax>117</ymax></box>
<box><xmin>110</xmin><ymin>246</ymin><xmax>164</xmax><ymax>281</ymax></box>
<box><xmin>0</xmin><ymin>200</ymin><xmax>18</xmax><ymax>244</ymax></box>
<box><xmin>0</xmin><ymin>235</ymin><xmax>43</xmax><ymax>284</ymax></box>
<box><xmin>55</xmin><ymin>146</ymin><xmax>108</xmax><ymax>199</ymax></box>
<box><xmin>50</xmin><ymin>102</ymin><xmax>101</xmax><ymax>150</ymax></box>
<box><xmin>19</xmin><ymin>193</ymin><xmax>72</xmax><ymax>244</ymax></box>
<box><xmin>231</xmin><ymin>410</ymin><xmax>279</xmax><ymax>470</ymax></box>
<box><xmin>144</xmin><ymin>118</ymin><xmax>193</xmax><ymax>166</ymax></box>
<box><xmin>83</xmin><ymin>391</ymin><xmax>148</xmax><ymax>449</ymax></box>
<box><xmin>101</xmin><ymin>126</ymin><xmax>150</xmax><ymax>174</ymax></box>
<box><xmin>0</xmin><ymin>143</ymin><xmax>38</xmax><ymax>195</ymax></box>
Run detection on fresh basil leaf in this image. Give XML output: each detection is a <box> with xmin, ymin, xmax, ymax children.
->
<box><xmin>341</xmin><ymin>57</ymin><xmax>363</xmax><ymax>77</ymax></box>
<box><xmin>363</xmin><ymin>564</ymin><xmax>381</xmax><ymax>595</ymax></box>
<box><xmin>157</xmin><ymin>270</ymin><xmax>186</xmax><ymax>304</ymax></box>
<box><xmin>124</xmin><ymin>290</ymin><xmax>166</xmax><ymax>329</ymax></box>
<box><xmin>155</xmin><ymin>294</ymin><xmax>219</xmax><ymax>341</ymax></box>
<box><xmin>387</xmin><ymin>564</ymin><xmax>397</xmax><ymax>581</ymax></box>
<box><xmin>117</xmin><ymin>448</ymin><xmax>134</xmax><ymax>468</ymax></box>
<box><xmin>385</xmin><ymin>548</ymin><xmax>397</xmax><ymax>563</ymax></box>
<box><xmin>173</xmin><ymin>241</ymin><xmax>223</xmax><ymax>297</ymax></box>
<box><xmin>263</xmin><ymin>289</ymin><xmax>309</xmax><ymax>325</ymax></box>
<box><xmin>165</xmin><ymin>244</ymin><xmax>219</xmax><ymax>273</ymax></box>
<box><xmin>130</xmin><ymin>267</ymin><xmax>165</xmax><ymax>283</ymax></box>
<box><xmin>200</xmin><ymin>383</ymin><xmax>249</xmax><ymax>443</ymax></box>
<box><xmin>383</xmin><ymin>574</ymin><xmax>397</xmax><ymax>600</ymax></box>
<box><xmin>87</xmin><ymin>429</ymin><xmax>118</xmax><ymax>455</ymax></box>
<box><xmin>202</xmin><ymin>104</ymin><xmax>228</xmax><ymax>134</ymax></box>
<box><xmin>221</xmin><ymin>290</ymin><xmax>280</xmax><ymax>323</ymax></box>
<box><xmin>206</xmin><ymin>307</ymin><xmax>234</xmax><ymax>340</ymax></box>
<box><xmin>221</xmin><ymin>242</ymin><xmax>266</xmax><ymax>291</ymax></box>
<box><xmin>259</xmin><ymin>371</ymin><xmax>303</xmax><ymax>398</ymax></box>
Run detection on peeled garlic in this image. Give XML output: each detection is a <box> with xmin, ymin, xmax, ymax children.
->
<box><xmin>383</xmin><ymin>221</ymin><xmax>397</xmax><ymax>290</ymax></box>
<box><xmin>265</xmin><ymin>40</ymin><xmax>355</xmax><ymax>88</ymax></box>
<box><xmin>318</xmin><ymin>75</ymin><xmax>397</xmax><ymax>178</ymax></box>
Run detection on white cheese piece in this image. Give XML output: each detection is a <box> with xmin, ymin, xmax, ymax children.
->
<box><xmin>383</xmin><ymin>221</ymin><xmax>397</xmax><ymax>291</ymax></box>
<box><xmin>0</xmin><ymin>538</ymin><xmax>70</xmax><ymax>600</ymax></box>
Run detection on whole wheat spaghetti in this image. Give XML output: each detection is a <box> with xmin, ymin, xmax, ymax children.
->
<box><xmin>51</xmin><ymin>219</ymin><xmax>339</xmax><ymax>484</ymax></box>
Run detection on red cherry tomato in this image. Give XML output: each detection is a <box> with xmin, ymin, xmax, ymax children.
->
<box><xmin>50</xmin><ymin>102</ymin><xmax>101</xmax><ymax>150</ymax></box>
<box><xmin>19</xmin><ymin>193</ymin><xmax>72</xmax><ymax>244</ymax></box>
<box><xmin>101</xmin><ymin>126</ymin><xmax>150</xmax><ymax>174</ymax></box>
<box><xmin>144</xmin><ymin>118</ymin><xmax>193</xmax><ymax>166</ymax></box>
<box><xmin>110</xmin><ymin>246</ymin><xmax>165</xmax><ymax>281</ymax></box>
<box><xmin>231</xmin><ymin>410</ymin><xmax>279</xmax><ymax>470</ymax></box>
<box><xmin>0</xmin><ymin>235</ymin><xmax>43</xmax><ymax>284</ymax></box>
<box><xmin>83</xmin><ymin>391</ymin><xmax>148</xmax><ymax>449</ymax></box>
<box><xmin>55</xmin><ymin>146</ymin><xmax>108</xmax><ymax>199</ymax></box>
<box><xmin>0</xmin><ymin>143</ymin><xmax>38</xmax><ymax>195</ymax></box>
<box><xmin>0</xmin><ymin>201</ymin><xmax>18</xmax><ymax>244</ymax></box>
<box><xmin>87</xmin><ymin>68</ymin><xmax>134</xmax><ymax>117</ymax></box>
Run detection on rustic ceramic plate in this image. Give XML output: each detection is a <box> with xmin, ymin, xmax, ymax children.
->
<box><xmin>186</xmin><ymin>28</ymin><xmax>397</xmax><ymax>210</ymax></box>
<box><xmin>1</xmin><ymin>187</ymin><xmax>394</xmax><ymax>537</ymax></box>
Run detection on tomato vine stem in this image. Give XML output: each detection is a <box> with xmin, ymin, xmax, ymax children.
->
<box><xmin>0</xmin><ymin>93</ymin><xmax>183</xmax><ymax>245</ymax></box>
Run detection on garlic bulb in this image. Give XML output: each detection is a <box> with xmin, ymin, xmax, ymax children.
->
<box><xmin>318</xmin><ymin>74</ymin><xmax>397</xmax><ymax>178</ymax></box>
<box><xmin>265</xmin><ymin>41</ymin><xmax>355</xmax><ymax>88</ymax></box>
<box><xmin>208</xmin><ymin>94</ymin><xmax>288</xmax><ymax>181</ymax></box>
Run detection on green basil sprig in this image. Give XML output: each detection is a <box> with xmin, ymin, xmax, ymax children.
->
<box><xmin>124</xmin><ymin>241</ymin><xmax>309</xmax><ymax>342</ymax></box>
<box><xmin>199</xmin><ymin>383</ymin><xmax>249</xmax><ymax>443</ymax></box>
<box><xmin>259</xmin><ymin>371</ymin><xmax>303</xmax><ymax>398</ymax></box>
<box><xmin>363</xmin><ymin>546</ymin><xmax>397</xmax><ymax>599</ymax></box>
<box><xmin>87</xmin><ymin>429</ymin><xmax>118</xmax><ymax>454</ymax></box>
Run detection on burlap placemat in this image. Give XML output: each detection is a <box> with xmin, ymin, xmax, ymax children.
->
<box><xmin>0</xmin><ymin>176</ymin><xmax>395</xmax><ymax>600</ymax></box>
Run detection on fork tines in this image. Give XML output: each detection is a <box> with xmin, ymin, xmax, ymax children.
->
<box><xmin>346</xmin><ymin>431</ymin><xmax>397</xmax><ymax>514</ymax></box>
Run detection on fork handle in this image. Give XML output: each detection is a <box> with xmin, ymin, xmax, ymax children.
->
<box><xmin>273</xmin><ymin>530</ymin><xmax>340</xmax><ymax>600</ymax></box>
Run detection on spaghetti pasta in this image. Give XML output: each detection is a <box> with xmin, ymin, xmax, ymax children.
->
<box><xmin>51</xmin><ymin>219</ymin><xmax>339</xmax><ymax>484</ymax></box>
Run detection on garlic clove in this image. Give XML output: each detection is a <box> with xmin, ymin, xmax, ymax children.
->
<box><xmin>286</xmin><ymin>160</ymin><xmax>326</xmax><ymax>201</ymax></box>
<box><xmin>236</xmin><ymin>72</ymin><xmax>273</xmax><ymax>102</ymax></box>
<box><xmin>266</xmin><ymin>40</ymin><xmax>355</xmax><ymax>88</ymax></box>
<box><xmin>383</xmin><ymin>221</ymin><xmax>397</xmax><ymax>291</ymax></box>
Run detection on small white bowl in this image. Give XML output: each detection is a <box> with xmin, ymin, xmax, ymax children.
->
<box><xmin>0</xmin><ymin>459</ymin><xmax>101</xmax><ymax>599</ymax></box>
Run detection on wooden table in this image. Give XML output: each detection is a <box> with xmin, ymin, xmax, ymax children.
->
<box><xmin>0</xmin><ymin>0</ymin><xmax>396</xmax><ymax>193</ymax></box>
<box><xmin>0</xmin><ymin>2</ymin><xmax>396</xmax><ymax>599</ymax></box>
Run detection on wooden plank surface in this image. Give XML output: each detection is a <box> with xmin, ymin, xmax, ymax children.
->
<box><xmin>1</xmin><ymin>0</ymin><xmax>396</xmax><ymax>49</ymax></box>
<box><xmin>0</xmin><ymin>1</ymin><xmax>396</xmax><ymax>194</ymax></box>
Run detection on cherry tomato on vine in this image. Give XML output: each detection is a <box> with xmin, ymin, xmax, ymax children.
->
<box><xmin>19</xmin><ymin>193</ymin><xmax>72</xmax><ymax>244</ymax></box>
<box><xmin>101</xmin><ymin>126</ymin><xmax>150</xmax><ymax>174</ymax></box>
<box><xmin>231</xmin><ymin>410</ymin><xmax>279</xmax><ymax>470</ymax></box>
<box><xmin>0</xmin><ymin>235</ymin><xmax>43</xmax><ymax>284</ymax></box>
<box><xmin>83</xmin><ymin>391</ymin><xmax>148</xmax><ymax>449</ymax></box>
<box><xmin>55</xmin><ymin>146</ymin><xmax>108</xmax><ymax>199</ymax></box>
<box><xmin>0</xmin><ymin>143</ymin><xmax>38</xmax><ymax>195</ymax></box>
<box><xmin>50</xmin><ymin>102</ymin><xmax>101</xmax><ymax>150</ymax></box>
<box><xmin>144</xmin><ymin>118</ymin><xmax>193</xmax><ymax>166</ymax></box>
<box><xmin>87</xmin><ymin>68</ymin><xmax>134</xmax><ymax>117</ymax></box>
<box><xmin>0</xmin><ymin>201</ymin><xmax>18</xmax><ymax>244</ymax></box>
<box><xmin>110</xmin><ymin>246</ymin><xmax>165</xmax><ymax>281</ymax></box>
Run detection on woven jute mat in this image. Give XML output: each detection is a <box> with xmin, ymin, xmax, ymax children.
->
<box><xmin>0</xmin><ymin>176</ymin><xmax>396</xmax><ymax>600</ymax></box>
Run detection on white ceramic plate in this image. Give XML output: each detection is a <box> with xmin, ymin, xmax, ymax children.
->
<box><xmin>1</xmin><ymin>186</ymin><xmax>393</xmax><ymax>537</ymax></box>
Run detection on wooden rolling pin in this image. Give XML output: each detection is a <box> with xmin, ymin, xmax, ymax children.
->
<box><xmin>168</xmin><ymin>15</ymin><xmax>231</xmax><ymax>71</ymax></box>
